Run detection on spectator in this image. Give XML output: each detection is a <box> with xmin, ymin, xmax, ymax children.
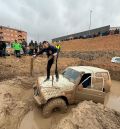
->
<box><xmin>114</xmin><ymin>29</ymin><xmax>119</xmax><ymax>34</ymax></box>
<box><xmin>34</xmin><ymin>41</ymin><xmax>38</xmax><ymax>54</ymax></box>
<box><xmin>29</xmin><ymin>40</ymin><xmax>34</xmax><ymax>55</ymax></box>
<box><xmin>0</xmin><ymin>41</ymin><xmax>3</xmax><ymax>57</ymax></box>
<box><xmin>56</xmin><ymin>41</ymin><xmax>61</xmax><ymax>55</ymax></box>
<box><xmin>0</xmin><ymin>41</ymin><xmax>6</xmax><ymax>57</ymax></box>
<box><xmin>12</xmin><ymin>40</ymin><xmax>22</xmax><ymax>58</ymax></box>
<box><xmin>2</xmin><ymin>41</ymin><xmax>6</xmax><ymax>57</ymax></box>
<box><xmin>38</xmin><ymin>42</ymin><xmax>43</xmax><ymax>53</ymax></box>
<box><xmin>22</xmin><ymin>39</ymin><xmax>27</xmax><ymax>55</ymax></box>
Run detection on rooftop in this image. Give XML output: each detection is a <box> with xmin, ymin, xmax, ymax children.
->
<box><xmin>69</xmin><ymin>66</ymin><xmax>108</xmax><ymax>74</ymax></box>
<box><xmin>0</xmin><ymin>25</ymin><xmax>27</xmax><ymax>33</ymax></box>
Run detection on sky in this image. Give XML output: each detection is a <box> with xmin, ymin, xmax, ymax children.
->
<box><xmin>0</xmin><ymin>0</ymin><xmax>120</xmax><ymax>42</ymax></box>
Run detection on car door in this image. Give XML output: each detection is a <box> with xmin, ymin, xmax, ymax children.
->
<box><xmin>75</xmin><ymin>75</ymin><xmax>105</xmax><ymax>104</ymax></box>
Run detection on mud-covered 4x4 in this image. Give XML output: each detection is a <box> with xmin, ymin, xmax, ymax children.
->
<box><xmin>33</xmin><ymin>66</ymin><xmax>111</xmax><ymax>118</ymax></box>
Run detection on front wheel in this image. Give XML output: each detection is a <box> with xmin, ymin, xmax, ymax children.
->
<box><xmin>42</xmin><ymin>98</ymin><xmax>67</xmax><ymax>118</ymax></box>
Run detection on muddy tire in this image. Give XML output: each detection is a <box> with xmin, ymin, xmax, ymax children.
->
<box><xmin>42</xmin><ymin>98</ymin><xmax>67</xmax><ymax>118</ymax></box>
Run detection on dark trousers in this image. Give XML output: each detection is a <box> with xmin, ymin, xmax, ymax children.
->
<box><xmin>0</xmin><ymin>50</ymin><xmax>3</xmax><ymax>57</ymax></box>
<box><xmin>23</xmin><ymin>47</ymin><xmax>27</xmax><ymax>55</ymax></box>
<box><xmin>2</xmin><ymin>49</ymin><xmax>6</xmax><ymax>57</ymax></box>
<box><xmin>15</xmin><ymin>50</ymin><xmax>21</xmax><ymax>58</ymax></box>
<box><xmin>35</xmin><ymin>49</ymin><xmax>38</xmax><ymax>54</ymax></box>
<box><xmin>47</xmin><ymin>57</ymin><xmax>59</xmax><ymax>79</ymax></box>
<box><xmin>29</xmin><ymin>49</ymin><xmax>34</xmax><ymax>55</ymax></box>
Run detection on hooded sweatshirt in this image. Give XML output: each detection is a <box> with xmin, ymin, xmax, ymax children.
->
<box><xmin>13</xmin><ymin>42</ymin><xmax>22</xmax><ymax>50</ymax></box>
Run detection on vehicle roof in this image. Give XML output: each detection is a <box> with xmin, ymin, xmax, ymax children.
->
<box><xmin>68</xmin><ymin>66</ymin><xmax>109</xmax><ymax>74</ymax></box>
<box><xmin>112</xmin><ymin>57</ymin><xmax>120</xmax><ymax>59</ymax></box>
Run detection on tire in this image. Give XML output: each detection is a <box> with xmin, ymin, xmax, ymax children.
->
<box><xmin>42</xmin><ymin>98</ymin><xmax>67</xmax><ymax>118</ymax></box>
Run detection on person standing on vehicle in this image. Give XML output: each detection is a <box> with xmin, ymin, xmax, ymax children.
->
<box><xmin>12</xmin><ymin>40</ymin><xmax>22</xmax><ymax>58</ymax></box>
<box><xmin>22</xmin><ymin>39</ymin><xmax>27</xmax><ymax>55</ymax></box>
<box><xmin>34</xmin><ymin>41</ymin><xmax>38</xmax><ymax>54</ymax></box>
<box><xmin>34</xmin><ymin>41</ymin><xmax>59</xmax><ymax>82</ymax></box>
<box><xmin>29</xmin><ymin>40</ymin><xmax>34</xmax><ymax>55</ymax></box>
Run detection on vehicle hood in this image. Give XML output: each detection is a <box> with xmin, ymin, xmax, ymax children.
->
<box><xmin>38</xmin><ymin>74</ymin><xmax>75</xmax><ymax>90</ymax></box>
<box><xmin>37</xmin><ymin>75</ymin><xmax>75</xmax><ymax>101</ymax></box>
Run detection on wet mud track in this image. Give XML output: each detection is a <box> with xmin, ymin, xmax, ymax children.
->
<box><xmin>18</xmin><ymin>80</ymin><xmax>120</xmax><ymax>129</ymax></box>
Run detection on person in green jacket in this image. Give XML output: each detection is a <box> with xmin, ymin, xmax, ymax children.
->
<box><xmin>12</xmin><ymin>40</ymin><xmax>22</xmax><ymax>58</ymax></box>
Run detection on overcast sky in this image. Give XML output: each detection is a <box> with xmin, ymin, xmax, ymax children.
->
<box><xmin>0</xmin><ymin>0</ymin><xmax>120</xmax><ymax>42</ymax></box>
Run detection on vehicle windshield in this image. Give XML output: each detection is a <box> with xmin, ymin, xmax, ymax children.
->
<box><xmin>62</xmin><ymin>68</ymin><xmax>80</xmax><ymax>83</ymax></box>
<box><xmin>115</xmin><ymin>58</ymin><xmax>120</xmax><ymax>63</ymax></box>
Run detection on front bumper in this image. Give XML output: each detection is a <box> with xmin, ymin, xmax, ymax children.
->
<box><xmin>33</xmin><ymin>95</ymin><xmax>43</xmax><ymax>105</ymax></box>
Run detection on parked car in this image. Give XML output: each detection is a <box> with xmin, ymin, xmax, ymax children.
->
<box><xmin>111</xmin><ymin>57</ymin><xmax>120</xmax><ymax>63</ymax></box>
<box><xmin>33</xmin><ymin>66</ymin><xmax>112</xmax><ymax>118</ymax></box>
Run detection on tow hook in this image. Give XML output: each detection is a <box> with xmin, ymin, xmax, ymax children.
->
<box><xmin>34</xmin><ymin>87</ymin><xmax>40</xmax><ymax>96</ymax></box>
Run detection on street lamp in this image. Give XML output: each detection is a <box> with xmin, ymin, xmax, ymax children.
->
<box><xmin>89</xmin><ymin>10</ymin><xmax>92</xmax><ymax>35</ymax></box>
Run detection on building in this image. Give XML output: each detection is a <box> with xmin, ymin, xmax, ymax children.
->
<box><xmin>0</xmin><ymin>26</ymin><xmax>27</xmax><ymax>43</ymax></box>
<box><xmin>52</xmin><ymin>25</ymin><xmax>110</xmax><ymax>42</ymax></box>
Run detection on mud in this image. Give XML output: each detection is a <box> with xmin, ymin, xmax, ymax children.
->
<box><xmin>51</xmin><ymin>101</ymin><xmax>120</xmax><ymax>129</ymax></box>
<box><xmin>105</xmin><ymin>80</ymin><xmax>120</xmax><ymax>112</ymax></box>
<box><xmin>0</xmin><ymin>56</ymin><xmax>80</xmax><ymax>81</ymax></box>
<box><xmin>0</xmin><ymin>77</ymin><xmax>35</xmax><ymax>129</ymax></box>
<box><xmin>61</xmin><ymin>35</ymin><xmax>120</xmax><ymax>52</ymax></box>
<box><xmin>60</xmin><ymin>51</ymin><xmax>120</xmax><ymax>81</ymax></box>
<box><xmin>18</xmin><ymin>80</ymin><xmax>120</xmax><ymax>129</ymax></box>
<box><xmin>60</xmin><ymin>50</ymin><xmax>120</xmax><ymax>61</ymax></box>
<box><xmin>19</xmin><ymin>106</ymin><xmax>71</xmax><ymax>129</ymax></box>
<box><xmin>0</xmin><ymin>35</ymin><xmax>120</xmax><ymax>129</ymax></box>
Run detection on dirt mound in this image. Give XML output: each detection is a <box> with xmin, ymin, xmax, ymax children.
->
<box><xmin>0</xmin><ymin>56</ymin><xmax>80</xmax><ymax>81</ymax></box>
<box><xmin>51</xmin><ymin>101</ymin><xmax>120</xmax><ymax>129</ymax></box>
<box><xmin>61</xmin><ymin>35</ymin><xmax>120</xmax><ymax>52</ymax></box>
<box><xmin>0</xmin><ymin>77</ymin><xmax>35</xmax><ymax>129</ymax></box>
<box><xmin>60</xmin><ymin>51</ymin><xmax>120</xmax><ymax>81</ymax></box>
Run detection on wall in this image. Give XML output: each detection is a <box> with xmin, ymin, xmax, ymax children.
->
<box><xmin>52</xmin><ymin>25</ymin><xmax>110</xmax><ymax>42</ymax></box>
<box><xmin>0</xmin><ymin>26</ymin><xmax>27</xmax><ymax>43</ymax></box>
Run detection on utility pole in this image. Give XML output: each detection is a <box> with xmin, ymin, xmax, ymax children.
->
<box><xmin>89</xmin><ymin>10</ymin><xmax>92</xmax><ymax>35</ymax></box>
<box><xmin>36</xmin><ymin>33</ymin><xmax>39</xmax><ymax>42</ymax></box>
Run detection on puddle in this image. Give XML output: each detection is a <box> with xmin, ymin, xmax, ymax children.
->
<box><xmin>105</xmin><ymin>94</ymin><xmax>120</xmax><ymax>112</ymax></box>
<box><xmin>19</xmin><ymin>80</ymin><xmax>120</xmax><ymax>129</ymax></box>
<box><xmin>19</xmin><ymin>108</ymin><xmax>52</xmax><ymax>129</ymax></box>
<box><xmin>19</xmin><ymin>105</ymin><xmax>71</xmax><ymax>129</ymax></box>
<box><xmin>105</xmin><ymin>80</ymin><xmax>120</xmax><ymax>112</ymax></box>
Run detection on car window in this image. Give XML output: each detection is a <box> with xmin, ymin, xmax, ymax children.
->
<box><xmin>115</xmin><ymin>58</ymin><xmax>120</xmax><ymax>62</ymax></box>
<box><xmin>63</xmin><ymin>68</ymin><xmax>80</xmax><ymax>83</ymax></box>
<box><xmin>79</xmin><ymin>74</ymin><xmax>91</xmax><ymax>88</ymax></box>
<box><xmin>92</xmin><ymin>77</ymin><xmax>104</xmax><ymax>91</ymax></box>
<box><xmin>95</xmin><ymin>72</ymin><xmax>109</xmax><ymax>80</ymax></box>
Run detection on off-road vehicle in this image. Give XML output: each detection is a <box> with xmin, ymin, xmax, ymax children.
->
<box><xmin>33</xmin><ymin>66</ymin><xmax>111</xmax><ymax>118</ymax></box>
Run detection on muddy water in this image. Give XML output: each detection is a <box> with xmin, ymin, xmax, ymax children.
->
<box><xmin>19</xmin><ymin>106</ymin><xmax>71</xmax><ymax>129</ymax></box>
<box><xmin>19</xmin><ymin>80</ymin><xmax>120</xmax><ymax>129</ymax></box>
<box><xmin>105</xmin><ymin>80</ymin><xmax>120</xmax><ymax>112</ymax></box>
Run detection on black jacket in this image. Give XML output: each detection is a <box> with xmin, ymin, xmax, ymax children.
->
<box><xmin>38</xmin><ymin>45</ymin><xmax>57</xmax><ymax>57</ymax></box>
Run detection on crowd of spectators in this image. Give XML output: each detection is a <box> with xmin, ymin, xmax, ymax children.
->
<box><xmin>60</xmin><ymin>28</ymin><xmax>120</xmax><ymax>42</ymax></box>
<box><xmin>0</xmin><ymin>39</ymin><xmax>43</xmax><ymax>58</ymax></box>
<box><xmin>0</xmin><ymin>28</ymin><xmax>119</xmax><ymax>58</ymax></box>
